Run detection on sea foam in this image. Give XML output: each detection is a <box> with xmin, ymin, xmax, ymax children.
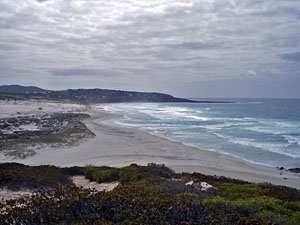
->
<box><xmin>104</xmin><ymin>99</ymin><xmax>300</xmax><ymax>167</ymax></box>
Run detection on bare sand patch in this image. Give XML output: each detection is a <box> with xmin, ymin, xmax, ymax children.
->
<box><xmin>71</xmin><ymin>176</ymin><xmax>119</xmax><ymax>192</ymax></box>
<box><xmin>0</xmin><ymin>188</ymin><xmax>32</xmax><ymax>203</ymax></box>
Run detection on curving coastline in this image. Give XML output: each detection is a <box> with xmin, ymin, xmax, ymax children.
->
<box><xmin>0</xmin><ymin>100</ymin><xmax>299</xmax><ymax>189</ymax></box>
<box><xmin>2</xmin><ymin>103</ymin><xmax>296</xmax><ymax>189</ymax></box>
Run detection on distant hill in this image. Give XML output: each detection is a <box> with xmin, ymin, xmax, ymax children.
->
<box><xmin>0</xmin><ymin>85</ymin><xmax>196</xmax><ymax>103</ymax></box>
<box><xmin>0</xmin><ymin>85</ymin><xmax>47</xmax><ymax>93</ymax></box>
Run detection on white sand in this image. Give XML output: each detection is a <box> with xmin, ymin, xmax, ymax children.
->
<box><xmin>0</xmin><ymin>99</ymin><xmax>86</xmax><ymax>118</ymax></box>
<box><xmin>1</xmin><ymin>101</ymin><xmax>299</xmax><ymax>189</ymax></box>
<box><xmin>0</xmin><ymin>189</ymin><xmax>32</xmax><ymax>202</ymax></box>
<box><xmin>71</xmin><ymin>176</ymin><xmax>119</xmax><ymax>192</ymax></box>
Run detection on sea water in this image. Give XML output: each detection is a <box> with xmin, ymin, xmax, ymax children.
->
<box><xmin>104</xmin><ymin>99</ymin><xmax>300</xmax><ymax>168</ymax></box>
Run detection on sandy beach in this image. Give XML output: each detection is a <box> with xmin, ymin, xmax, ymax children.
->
<box><xmin>1</xmin><ymin>100</ymin><xmax>299</xmax><ymax>189</ymax></box>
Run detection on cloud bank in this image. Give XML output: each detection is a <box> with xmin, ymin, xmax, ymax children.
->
<box><xmin>0</xmin><ymin>0</ymin><xmax>299</xmax><ymax>97</ymax></box>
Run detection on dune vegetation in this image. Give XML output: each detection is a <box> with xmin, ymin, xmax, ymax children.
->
<box><xmin>0</xmin><ymin>163</ymin><xmax>299</xmax><ymax>225</ymax></box>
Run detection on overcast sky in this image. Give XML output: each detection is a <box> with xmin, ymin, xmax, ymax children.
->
<box><xmin>0</xmin><ymin>0</ymin><xmax>300</xmax><ymax>98</ymax></box>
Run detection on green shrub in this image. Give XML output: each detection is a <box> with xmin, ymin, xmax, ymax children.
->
<box><xmin>84</xmin><ymin>165</ymin><xmax>144</xmax><ymax>184</ymax></box>
<box><xmin>84</xmin><ymin>166</ymin><xmax>119</xmax><ymax>183</ymax></box>
<box><xmin>204</xmin><ymin>183</ymin><xmax>300</xmax><ymax>225</ymax></box>
<box><xmin>218</xmin><ymin>183</ymin><xmax>266</xmax><ymax>199</ymax></box>
<box><xmin>84</xmin><ymin>164</ymin><xmax>177</xmax><ymax>185</ymax></box>
<box><xmin>176</xmin><ymin>192</ymin><xmax>198</xmax><ymax>199</ymax></box>
<box><xmin>118</xmin><ymin>165</ymin><xmax>143</xmax><ymax>183</ymax></box>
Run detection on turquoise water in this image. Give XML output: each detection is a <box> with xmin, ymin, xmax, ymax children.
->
<box><xmin>104</xmin><ymin>99</ymin><xmax>300</xmax><ymax>168</ymax></box>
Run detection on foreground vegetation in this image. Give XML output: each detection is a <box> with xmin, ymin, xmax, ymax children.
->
<box><xmin>0</xmin><ymin>163</ymin><xmax>299</xmax><ymax>224</ymax></box>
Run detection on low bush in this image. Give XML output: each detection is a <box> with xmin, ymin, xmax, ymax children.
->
<box><xmin>0</xmin><ymin>182</ymin><xmax>265</xmax><ymax>225</ymax></box>
<box><xmin>1</xmin><ymin>163</ymin><xmax>300</xmax><ymax>225</ymax></box>
<box><xmin>0</xmin><ymin>163</ymin><xmax>73</xmax><ymax>190</ymax></box>
<box><xmin>203</xmin><ymin>183</ymin><xmax>300</xmax><ymax>225</ymax></box>
<box><xmin>84</xmin><ymin>164</ymin><xmax>156</xmax><ymax>184</ymax></box>
<box><xmin>84</xmin><ymin>166</ymin><xmax>119</xmax><ymax>183</ymax></box>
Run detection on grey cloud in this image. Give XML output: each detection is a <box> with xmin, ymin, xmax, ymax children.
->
<box><xmin>166</xmin><ymin>42</ymin><xmax>222</xmax><ymax>50</ymax></box>
<box><xmin>0</xmin><ymin>0</ymin><xmax>300</xmax><ymax>97</ymax></box>
<box><xmin>49</xmin><ymin>68</ymin><xmax>116</xmax><ymax>77</ymax></box>
<box><xmin>243</xmin><ymin>70</ymin><xmax>257</xmax><ymax>77</ymax></box>
<box><xmin>280</xmin><ymin>52</ymin><xmax>300</xmax><ymax>62</ymax></box>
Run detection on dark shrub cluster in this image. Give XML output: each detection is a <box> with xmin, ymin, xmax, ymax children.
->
<box><xmin>183</xmin><ymin>172</ymin><xmax>249</xmax><ymax>187</ymax></box>
<box><xmin>0</xmin><ymin>163</ymin><xmax>74</xmax><ymax>190</ymax></box>
<box><xmin>145</xmin><ymin>163</ymin><xmax>178</xmax><ymax>179</ymax></box>
<box><xmin>0</xmin><ymin>182</ymin><xmax>267</xmax><ymax>225</ymax></box>
<box><xmin>0</xmin><ymin>163</ymin><xmax>299</xmax><ymax>225</ymax></box>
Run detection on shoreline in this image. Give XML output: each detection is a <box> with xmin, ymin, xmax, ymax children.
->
<box><xmin>108</xmin><ymin>117</ymin><xmax>278</xmax><ymax>169</ymax></box>
<box><xmin>97</xmin><ymin>107</ymin><xmax>300</xmax><ymax>189</ymax></box>
<box><xmin>1</xmin><ymin>101</ymin><xmax>299</xmax><ymax>189</ymax></box>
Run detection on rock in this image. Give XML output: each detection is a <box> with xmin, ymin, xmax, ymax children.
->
<box><xmin>185</xmin><ymin>180</ymin><xmax>215</xmax><ymax>191</ymax></box>
<box><xmin>287</xmin><ymin>168</ymin><xmax>300</xmax><ymax>173</ymax></box>
<box><xmin>199</xmin><ymin>182</ymin><xmax>214</xmax><ymax>191</ymax></box>
<box><xmin>185</xmin><ymin>180</ymin><xmax>194</xmax><ymax>186</ymax></box>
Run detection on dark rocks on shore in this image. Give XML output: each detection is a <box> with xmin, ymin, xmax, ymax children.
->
<box><xmin>276</xmin><ymin>167</ymin><xmax>300</xmax><ymax>174</ymax></box>
<box><xmin>288</xmin><ymin>168</ymin><xmax>300</xmax><ymax>173</ymax></box>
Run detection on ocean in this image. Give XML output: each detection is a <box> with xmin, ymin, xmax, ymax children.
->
<box><xmin>104</xmin><ymin>99</ymin><xmax>300</xmax><ymax>168</ymax></box>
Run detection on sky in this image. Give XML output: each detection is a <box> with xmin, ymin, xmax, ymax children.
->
<box><xmin>0</xmin><ymin>0</ymin><xmax>300</xmax><ymax>98</ymax></box>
